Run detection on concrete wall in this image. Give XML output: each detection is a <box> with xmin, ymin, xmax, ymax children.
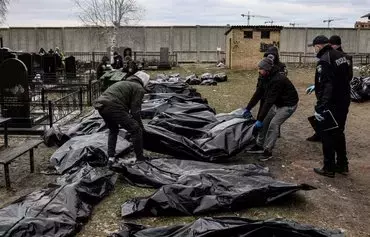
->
<box><xmin>0</xmin><ymin>26</ymin><xmax>370</xmax><ymax>63</ymax></box>
<box><xmin>0</xmin><ymin>26</ymin><xmax>229</xmax><ymax>63</ymax></box>
<box><xmin>280</xmin><ymin>27</ymin><xmax>370</xmax><ymax>54</ymax></box>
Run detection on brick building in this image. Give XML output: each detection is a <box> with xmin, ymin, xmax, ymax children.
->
<box><xmin>355</xmin><ymin>13</ymin><xmax>370</xmax><ymax>29</ymax></box>
<box><xmin>225</xmin><ymin>25</ymin><xmax>283</xmax><ymax>70</ymax></box>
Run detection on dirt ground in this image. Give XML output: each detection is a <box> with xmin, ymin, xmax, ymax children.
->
<box><xmin>1</xmin><ymin>64</ymin><xmax>370</xmax><ymax>236</ymax></box>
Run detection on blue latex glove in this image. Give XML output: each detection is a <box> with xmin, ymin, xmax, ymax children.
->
<box><xmin>314</xmin><ymin>111</ymin><xmax>325</xmax><ymax>122</ymax></box>
<box><xmin>306</xmin><ymin>85</ymin><xmax>315</xmax><ymax>95</ymax></box>
<box><xmin>255</xmin><ymin>120</ymin><xmax>263</xmax><ymax>128</ymax></box>
<box><xmin>252</xmin><ymin>120</ymin><xmax>263</xmax><ymax>136</ymax></box>
<box><xmin>242</xmin><ymin>108</ymin><xmax>252</xmax><ymax>118</ymax></box>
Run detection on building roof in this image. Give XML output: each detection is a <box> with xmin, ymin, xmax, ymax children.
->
<box><xmin>361</xmin><ymin>13</ymin><xmax>370</xmax><ymax>18</ymax></box>
<box><xmin>225</xmin><ymin>25</ymin><xmax>284</xmax><ymax>35</ymax></box>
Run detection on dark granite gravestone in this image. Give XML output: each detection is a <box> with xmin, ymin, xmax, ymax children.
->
<box><xmin>65</xmin><ymin>56</ymin><xmax>76</xmax><ymax>79</ymax></box>
<box><xmin>0</xmin><ymin>48</ymin><xmax>16</xmax><ymax>65</ymax></box>
<box><xmin>18</xmin><ymin>53</ymin><xmax>33</xmax><ymax>77</ymax></box>
<box><xmin>55</xmin><ymin>53</ymin><xmax>62</xmax><ymax>69</ymax></box>
<box><xmin>32</xmin><ymin>54</ymin><xmax>43</xmax><ymax>75</ymax></box>
<box><xmin>158</xmin><ymin>47</ymin><xmax>171</xmax><ymax>70</ymax></box>
<box><xmin>123</xmin><ymin>47</ymin><xmax>132</xmax><ymax>58</ymax></box>
<box><xmin>0</xmin><ymin>58</ymin><xmax>33</xmax><ymax>127</ymax></box>
<box><xmin>42</xmin><ymin>54</ymin><xmax>56</xmax><ymax>81</ymax></box>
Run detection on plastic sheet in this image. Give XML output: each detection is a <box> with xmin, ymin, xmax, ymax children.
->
<box><xmin>146</xmin><ymin>81</ymin><xmax>200</xmax><ymax>97</ymax></box>
<box><xmin>43</xmin><ymin>110</ymin><xmax>107</xmax><ymax>147</ymax></box>
<box><xmin>144</xmin><ymin>93</ymin><xmax>208</xmax><ymax>104</ymax></box>
<box><xmin>119</xmin><ymin>158</ymin><xmax>315</xmax><ymax>217</ymax></box>
<box><xmin>214</xmin><ymin>72</ymin><xmax>228</xmax><ymax>82</ymax></box>
<box><xmin>185</xmin><ymin>74</ymin><xmax>201</xmax><ymax>85</ymax></box>
<box><xmin>50</xmin><ymin>130</ymin><xmax>131</xmax><ymax>174</ymax></box>
<box><xmin>200</xmin><ymin>79</ymin><xmax>217</xmax><ymax>85</ymax></box>
<box><xmin>350</xmin><ymin>77</ymin><xmax>370</xmax><ymax>102</ymax></box>
<box><xmin>112</xmin><ymin>158</ymin><xmax>270</xmax><ymax>188</ymax></box>
<box><xmin>0</xmin><ymin>165</ymin><xmax>117</xmax><ymax>237</ymax></box>
<box><xmin>111</xmin><ymin>217</ymin><xmax>343</xmax><ymax>237</ymax></box>
<box><xmin>149</xmin><ymin>111</ymin><xmax>218</xmax><ymax>137</ymax></box>
<box><xmin>141</xmin><ymin>97</ymin><xmax>216</xmax><ymax>120</ymax></box>
<box><xmin>143</xmin><ymin>116</ymin><xmax>255</xmax><ymax>161</ymax></box>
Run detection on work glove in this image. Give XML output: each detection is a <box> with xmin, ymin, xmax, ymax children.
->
<box><xmin>314</xmin><ymin>111</ymin><xmax>325</xmax><ymax>122</ymax></box>
<box><xmin>242</xmin><ymin>108</ymin><xmax>252</xmax><ymax>119</ymax></box>
<box><xmin>252</xmin><ymin>120</ymin><xmax>263</xmax><ymax>136</ymax></box>
<box><xmin>306</xmin><ymin>85</ymin><xmax>315</xmax><ymax>95</ymax></box>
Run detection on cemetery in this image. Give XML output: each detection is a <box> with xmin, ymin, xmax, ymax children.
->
<box><xmin>0</xmin><ymin>2</ymin><xmax>370</xmax><ymax>236</ymax></box>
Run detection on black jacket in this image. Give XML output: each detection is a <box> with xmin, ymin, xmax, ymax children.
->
<box><xmin>314</xmin><ymin>45</ymin><xmax>351</xmax><ymax>113</ymax></box>
<box><xmin>247</xmin><ymin>66</ymin><xmax>299</xmax><ymax>121</ymax></box>
<box><xmin>94</xmin><ymin>77</ymin><xmax>146</xmax><ymax>127</ymax></box>
<box><xmin>250</xmin><ymin>48</ymin><xmax>288</xmax><ymax>116</ymax></box>
<box><xmin>336</xmin><ymin>47</ymin><xmax>353</xmax><ymax>81</ymax></box>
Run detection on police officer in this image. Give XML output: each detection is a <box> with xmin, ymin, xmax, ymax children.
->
<box><xmin>93</xmin><ymin>71</ymin><xmax>150</xmax><ymax>165</ymax></box>
<box><xmin>309</xmin><ymin>35</ymin><xmax>351</xmax><ymax>177</ymax></box>
<box><xmin>306</xmin><ymin>35</ymin><xmax>353</xmax><ymax>142</ymax></box>
<box><xmin>329</xmin><ymin>35</ymin><xmax>353</xmax><ymax>80</ymax></box>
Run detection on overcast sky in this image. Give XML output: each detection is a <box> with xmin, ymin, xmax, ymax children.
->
<box><xmin>3</xmin><ymin>0</ymin><xmax>369</xmax><ymax>28</ymax></box>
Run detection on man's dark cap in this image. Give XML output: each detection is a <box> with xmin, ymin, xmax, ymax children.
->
<box><xmin>308</xmin><ymin>35</ymin><xmax>329</xmax><ymax>46</ymax></box>
<box><xmin>329</xmin><ymin>35</ymin><xmax>342</xmax><ymax>45</ymax></box>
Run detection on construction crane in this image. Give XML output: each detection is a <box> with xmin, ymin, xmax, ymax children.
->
<box><xmin>289</xmin><ymin>22</ymin><xmax>306</xmax><ymax>27</ymax></box>
<box><xmin>323</xmin><ymin>18</ymin><xmax>346</xmax><ymax>28</ymax></box>
<box><xmin>264</xmin><ymin>20</ymin><xmax>274</xmax><ymax>25</ymax></box>
<box><xmin>241</xmin><ymin>11</ymin><xmax>270</xmax><ymax>25</ymax></box>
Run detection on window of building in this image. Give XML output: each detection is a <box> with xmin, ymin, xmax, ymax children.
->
<box><xmin>261</xmin><ymin>30</ymin><xmax>270</xmax><ymax>39</ymax></box>
<box><xmin>244</xmin><ymin>31</ymin><xmax>253</xmax><ymax>39</ymax></box>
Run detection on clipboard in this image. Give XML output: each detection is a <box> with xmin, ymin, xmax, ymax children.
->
<box><xmin>308</xmin><ymin>110</ymin><xmax>339</xmax><ymax>132</ymax></box>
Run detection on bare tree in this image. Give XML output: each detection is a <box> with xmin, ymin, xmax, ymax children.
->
<box><xmin>74</xmin><ymin>0</ymin><xmax>144</xmax><ymax>59</ymax></box>
<box><xmin>0</xmin><ymin>0</ymin><xmax>10</xmax><ymax>24</ymax></box>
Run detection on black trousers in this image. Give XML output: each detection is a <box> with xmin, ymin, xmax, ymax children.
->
<box><xmin>98</xmin><ymin>103</ymin><xmax>143</xmax><ymax>159</ymax></box>
<box><xmin>320</xmin><ymin>107</ymin><xmax>349</xmax><ymax>171</ymax></box>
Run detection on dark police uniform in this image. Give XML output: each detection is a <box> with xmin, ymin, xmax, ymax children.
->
<box><xmin>315</xmin><ymin>44</ymin><xmax>351</xmax><ymax>173</ymax></box>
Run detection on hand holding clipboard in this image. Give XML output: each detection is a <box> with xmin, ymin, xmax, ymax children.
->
<box><xmin>308</xmin><ymin>110</ymin><xmax>339</xmax><ymax>132</ymax></box>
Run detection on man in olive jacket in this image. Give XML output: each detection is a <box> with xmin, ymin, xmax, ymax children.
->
<box><xmin>94</xmin><ymin>71</ymin><xmax>150</xmax><ymax>165</ymax></box>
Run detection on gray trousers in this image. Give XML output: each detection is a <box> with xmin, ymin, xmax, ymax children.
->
<box><xmin>256</xmin><ymin>104</ymin><xmax>297</xmax><ymax>152</ymax></box>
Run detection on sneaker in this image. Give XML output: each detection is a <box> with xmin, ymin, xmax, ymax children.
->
<box><xmin>335</xmin><ymin>165</ymin><xmax>349</xmax><ymax>175</ymax></box>
<box><xmin>306</xmin><ymin>133</ymin><xmax>321</xmax><ymax>142</ymax></box>
<box><xmin>246</xmin><ymin>144</ymin><xmax>264</xmax><ymax>154</ymax></box>
<box><xmin>259</xmin><ymin>150</ymin><xmax>273</xmax><ymax>161</ymax></box>
<box><xmin>313</xmin><ymin>167</ymin><xmax>335</xmax><ymax>178</ymax></box>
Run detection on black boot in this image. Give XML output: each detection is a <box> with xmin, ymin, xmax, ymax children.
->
<box><xmin>313</xmin><ymin>167</ymin><xmax>335</xmax><ymax>178</ymax></box>
<box><xmin>335</xmin><ymin>165</ymin><xmax>349</xmax><ymax>175</ymax></box>
<box><xmin>307</xmin><ymin>133</ymin><xmax>321</xmax><ymax>142</ymax></box>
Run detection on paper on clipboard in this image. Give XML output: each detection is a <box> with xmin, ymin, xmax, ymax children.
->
<box><xmin>308</xmin><ymin>110</ymin><xmax>339</xmax><ymax>132</ymax></box>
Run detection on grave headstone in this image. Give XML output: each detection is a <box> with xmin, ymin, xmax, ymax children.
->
<box><xmin>65</xmin><ymin>56</ymin><xmax>76</xmax><ymax>79</ymax></box>
<box><xmin>123</xmin><ymin>47</ymin><xmax>132</xmax><ymax>58</ymax></box>
<box><xmin>0</xmin><ymin>48</ymin><xmax>16</xmax><ymax>65</ymax></box>
<box><xmin>18</xmin><ymin>53</ymin><xmax>33</xmax><ymax>77</ymax></box>
<box><xmin>32</xmin><ymin>54</ymin><xmax>43</xmax><ymax>74</ymax></box>
<box><xmin>0</xmin><ymin>58</ymin><xmax>33</xmax><ymax>127</ymax></box>
<box><xmin>43</xmin><ymin>54</ymin><xmax>56</xmax><ymax>81</ymax></box>
<box><xmin>158</xmin><ymin>47</ymin><xmax>171</xmax><ymax>70</ymax></box>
